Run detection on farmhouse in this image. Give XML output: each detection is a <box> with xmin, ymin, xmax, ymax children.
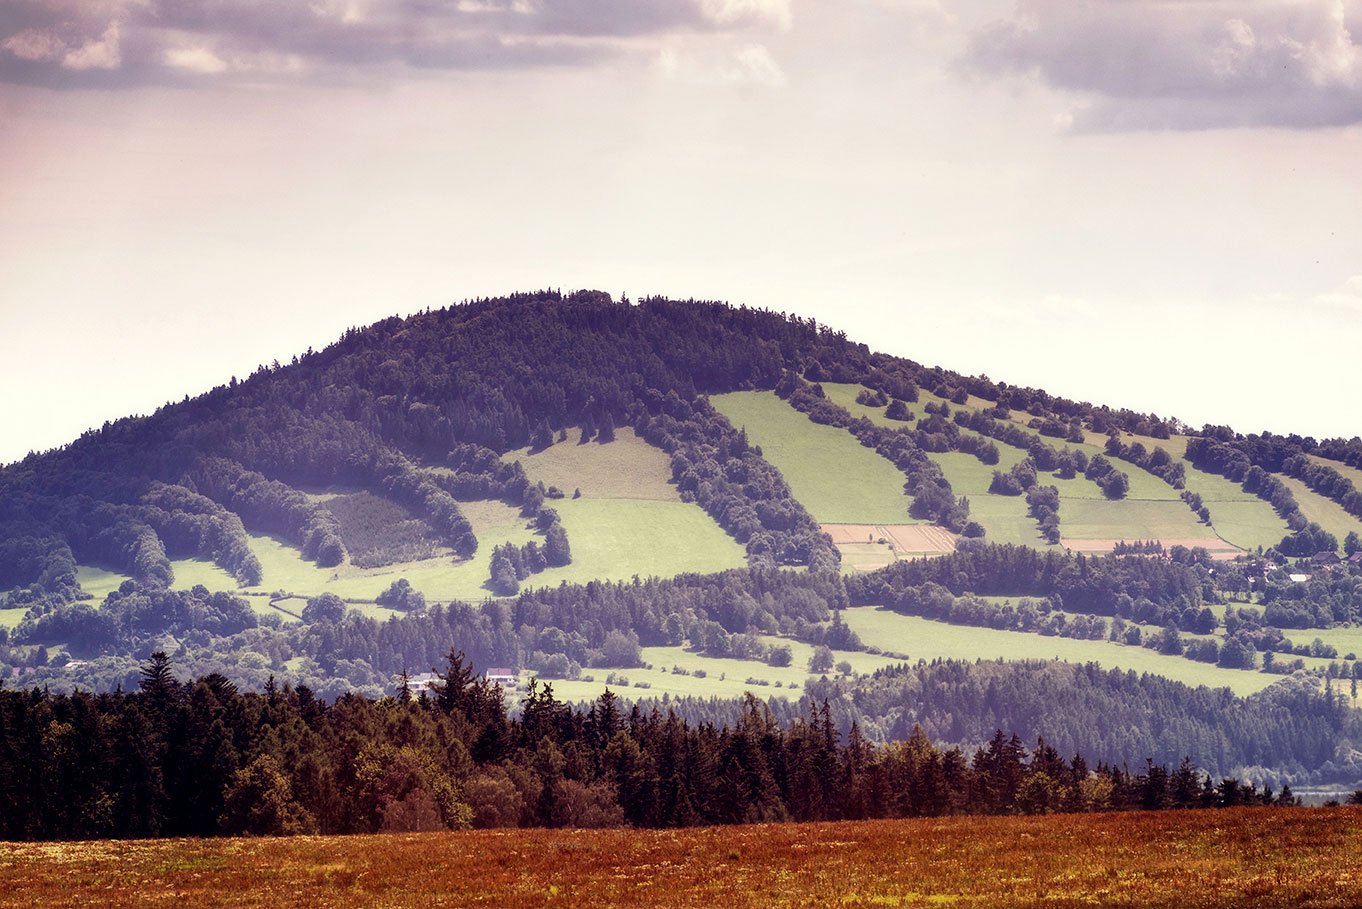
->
<box><xmin>486</xmin><ymin>668</ymin><xmax>518</xmax><ymax>686</ymax></box>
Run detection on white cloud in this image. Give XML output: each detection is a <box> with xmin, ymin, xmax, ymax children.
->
<box><xmin>963</xmin><ymin>0</ymin><xmax>1362</xmax><ymax>129</ymax></box>
<box><xmin>699</xmin><ymin>0</ymin><xmax>792</xmax><ymax>31</ymax></box>
<box><xmin>0</xmin><ymin>0</ymin><xmax>793</xmax><ymax>88</ymax></box>
<box><xmin>164</xmin><ymin>45</ymin><xmax>228</xmax><ymax>75</ymax></box>
<box><xmin>656</xmin><ymin>41</ymin><xmax>785</xmax><ymax>86</ymax></box>
<box><xmin>61</xmin><ymin>19</ymin><xmax>120</xmax><ymax>71</ymax></box>
<box><xmin>1318</xmin><ymin>275</ymin><xmax>1362</xmax><ymax>310</ymax></box>
<box><xmin>2</xmin><ymin>29</ymin><xmax>65</xmax><ymax>63</ymax></box>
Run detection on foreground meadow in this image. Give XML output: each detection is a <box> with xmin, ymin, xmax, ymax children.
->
<box><xmin>4</xmin><ymin>808</ymin><xmax>1360</xmax><ymax>908</ymax></box>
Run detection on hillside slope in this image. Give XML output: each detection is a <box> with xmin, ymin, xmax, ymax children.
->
<box><xmin>4</xmin><ymin>291</ymin><xmax>1362</xmax><ymax>787</ymax></box>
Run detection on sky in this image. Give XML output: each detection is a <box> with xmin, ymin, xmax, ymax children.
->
<box><xmin>2</xmin><ymin>0</ymin><xmax>1361</xmax><ymax>466</ymax></box>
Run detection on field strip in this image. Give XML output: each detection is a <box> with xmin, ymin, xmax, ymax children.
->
<box><xmin>1059</xmin><ymin>537</ymin><xmax>1243</xmax><ymax>558</ymax></box>
<box><xmin>821</xmin><ymin>523</ymin><xmax>956</xmax><ymax>554</ymax></box>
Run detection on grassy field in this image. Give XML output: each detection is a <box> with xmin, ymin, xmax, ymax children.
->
<box><xmin>542</xmin><ymin>602</ymin><xmax>1284</xmax><ymax>705</ymax></box>
<box><xmin>219</xmin><ymin>508</ymin><xmax>743</xmax><ymax>604</ymax></box>
<box><xmin>75</xmin><ymin>564</ymin><xmax>133</xmax><ymax>599</ymax></box>
<box><xmin>2</xmin><ymin>565</ymin><xmax>135</xmax><ymax>628</ymax></box>
<box><xmin>841</xmin><ymin>607</ymin><xmax>1277</xmax><ymax>696</ymax></box>
<box><xmin>710</xmin><ymin>391</ymin><xmax>918</xmax><ymax>525</ymax></box>
<box><xmin>819</xmin><ymin>384</ymin><xmax>1257</xmax><ymax>551</ymax></box>
<box><xmin>1057</xmin><ymin>498</ymin><xmax>1217</xmax><ymax>545</ymax></box>
<box><xmin>4</xmin><ymin>808</ymin><xmax>1360</xmax><ymax>907</ymax></box>
<box><xmin>1277</xmin><ymin>474</ymin><xmax>1362</xmax><ymax>549</ymax></box>
<box><xmin>501</xmin><ymin>428</ymin><xmax>681</xmax><ymax>501</ymax></box>
<box><xmin>208</xmin><ymin>501</ymin><xmax>746</xmax><ymax>606</ymax></box>
<box><xmin>931</xmin><ymin>450</ymin><xmax>1052</xmax><ymax>548</ymax></box>
<box><xmin>541</xmin><ymin>635</ymin><xmax>896</xmax><ymax>704</ymax></box>
<box><xmin>1308</xmin><ymin>453</ymin><xmax>1362</xmax><ymax>490</ymax></box>
<box><xmin>458</xmin><ymin>499</ymin><xmax>525</xmax><ymax>534</ymax></box>
<box><xmin>170</xmin><ymin>558</ymin><xmax>240</xmax><ymax>592</ymax></box>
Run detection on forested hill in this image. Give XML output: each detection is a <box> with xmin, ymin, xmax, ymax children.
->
<box><xmin>0</xmin><ymin>289</ymin><xmax>1166</xmax><ymax>599</ymax></box>
<box><xmin>4</xmin><ymin>289</ymin><xmax>1357</xmax><ymax>606</ymax></box>
<box><xmin>7</xmin><ymin>289</ymin><xmax>1362</xmax><ymax>793</ymax></box>
<box><xmin>3</xmin><ymin>292</ymin><xmax>855</xmax><ymax>593</ymax></box>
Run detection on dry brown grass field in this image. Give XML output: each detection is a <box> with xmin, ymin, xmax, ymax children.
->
<box><xmin>3</xmin><ymin>808</ymin><xmax>1361</xmax><ymax>908</ymax></box>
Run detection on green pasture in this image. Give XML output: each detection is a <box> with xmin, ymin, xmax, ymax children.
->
<box><xmin>76</xmin><ymin>564</ymin><xmax>133</xmax><ymax>599</ymax></box>
<box><xmin>159</xmin><ymin>424</ymin><xmax>748</xmax><ymax>605</ymax></box>
<box><xmin>458</xmin><ymin>499</ymin><xmax>524</xmax><ymax>534</ymax></box>
<box><xmin>822</xmin><ymin>383</ymin><xmax>1239</xmax><ymax>549</ymax></box>
<box><xmin>841</xmin><ymin>607</ymin><xmax>1277</xmax><ymax>696</ymax></box>
<box><xmin>536</xmin><ymin>637</ymin><xmax>894</xmax><ymax>705</ymax></box>
<box><xmin>710</xmin><ymin>391</ymin><xmax>919</xmax><ymax>525</ymax></box>
<box><xmin>1058</xmin><ymin>498</ymin><xmax>1212</xmax><ymax>543</ymax></box>
<box><xmin>502</xmin><ymin>428</ymin><xmax>680</xmax><ymax>501</ymax></box>
<box><xmin>1277</xmin><ymin>475</ymin><xmax>1362</xmax><ymax>549</ymax></box>
<box><xmin>822</xmin><ymin>384</ymin><xmax>1179</xmax><ymax>501</ymax></box>
<box><xmin>930</xmin><ymin>451</ymin><xmax>1050</xmax><ymax>548</ymax></box>
<box><xmin>1308</xmin><ymin>454</ymin><xmax>1362</xmax><ymax>490</ymax></box>
<box><xmin>214</xmin><ymin>495</ymin><xmax>746</xmax><ymax>603</ymax></box>
<box><xmin>531</xmin><ymin>497</ymin><xmax>747</xmax><ymax>587</ymax></box>
<box><xmin>0</xmin><ymin>606</ymin><xmax>27</xmax><ymax>630</ymax></box>
<box><xmin>169</xmin><ymin>558</ymin><xmax>239</xmax><ymax>592</ymax></box>
<box><xmin>1177</xmin><ymin>460</ymin><xmax>1268</xmax><ymax>503</ymax></box>
<box><xmin>1202</xmin><ymin>500</ymin><xmax>1288</xmax><ymax>552</ymax></box>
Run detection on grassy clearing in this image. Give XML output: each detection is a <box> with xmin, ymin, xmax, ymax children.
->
<box><xmin>219</xmin><ymin>493</ymin><xmax>747</xmax><ymax>604</ymax></box>
<box><xmin>1308</xmin><ymin>453</ymin><xmax>1362</xmax><ymax>489</ymax></box>
<box><xmin>170</xmin><ymin>558</ymin><xmax>239</xmax><ymax>592</ymax></box>
<box><xmin>536</xmin><ymin>498</ymin><xmax>747</xmax><ymax>587</ymax></box>
<box><xmin>502</xmin><ymin>428</ymin><xmax>680</xmax><ymax>501</ymax></box>
<box><xmin>0</xmin><ymin>605</ymin><xmax>27</xmax><ymax>630</ymax></box>
<box><xmin>543</xmin><ymin>637</ymin><xmax>894</xmax><ymax>704</ymax></box>
<box><xmin>458</xmin><ymin>499</ymin><xmax>524</xmax><ymax>534</ymax></box>
<box><xmin>1059</xmin><ymin>498</ymin><xmax>1213</xmax><ymax>543</ymax></box>
<box><xmin>1206</xmin><ymin>500</ymin><xmax>1290</xmax><ymax>552</ymax></box>
<box><xmin>4</xmin><ymin>808</ymin><xmax>1360</xmax><ymax>907</ymax></box>
<box><xmin>833</xmin><ymin>541</ymin><xmax>899</xmax><ymax>572</ymax></box>
<box><xmin>932</xmin><ymin>451</ymin><xmax>1050</xmax><ymax>548</ymax></box>
<box><xmin>841</xmin><ymin>607</ymin><xmax>1277</xmax><ymax>696</ymax></box>
<box><xmin>75</xmin><ymin>564</ymin><xmax>133</xmax><ymax>599</ymax></box>
<box><xmin>793</xmin><ymin>384</ymin><xmax>1280</xmax><ymax>552</ymax></box>
<box><xmin>710</xmin><ymin>391</ymin><xmax>918</xmax><ymax>525</ymax></box>
<box><xmin>1277</xmin><ymin>474</ymin><xmax>1362</xmax><ymax>548</ymax></box>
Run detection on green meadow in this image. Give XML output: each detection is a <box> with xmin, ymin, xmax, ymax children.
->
<box><xmin>1059</xmin><ymin>498</ymin><xmax>1212</xmax><ymax>543</ymax></box>
<box><xmin>710</xmin><ymin>391</ymin><xmax>919</xmax><ymax>525</ymax></box>
<box><xmin>76</xmin><ymin>564</ymin><xmax>133</xmax><ymax>599</ymax></box>
<box><xmin>1308</xmin><ymin>453</ymin><xmax>1362</xmax><ymax>490</ymax></box>
<box><xmin>538</xmin><ymin>604</ymin><xmax>1284</xmax><ymax>706</ymax></box>
<box><xmin>501</xmin><ymin>428</ymin><xmax>681</xmax><ymax>501</ymax></box>
<box><xmin>931</xmin><ymin>449</ymin><xmax>1052</xmax><ymax>548</ymax></box>
<box><xmin>822</xmin><ymin>383</ymin><xmax>1296</xmax><ymax>552</ymax></box>
<box><xmin>155</xmin><ymin>428</ymin><xmax>748</xmax><ymax>605</ymax></box>
<box><xmin>535</xmin><ymin>637</ymin><xmax>895</xmax><ymax>705</ymax></box>
<box><xmin>841</xmin><ymin>607</ymin><xmax>1277</xmax><ymax>696</ymax></box>
<box><xmin>1278</xmin><ymin>474</ymin><xmax>1362</xmax><ymax>548</ymax></box>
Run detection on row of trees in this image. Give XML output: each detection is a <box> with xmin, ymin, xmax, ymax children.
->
<box><xmin>1185</xmin><ymin>437</ymin><xmax>1338</xmax><ymax>556</ymax></box>
<box><xmin>0</xmin><ymin>652</ymin><xmax>1316</xmax><ymax>842</ymax></box>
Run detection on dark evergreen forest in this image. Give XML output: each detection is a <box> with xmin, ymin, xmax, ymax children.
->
<box><xmin>0</xmin><ymin>652</ymin><xmax>1317</xmax><ymax>841</ymax></box>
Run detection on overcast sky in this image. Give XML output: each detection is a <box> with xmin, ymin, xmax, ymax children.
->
<box><xmin>3</xmin><ymin>0</ymin><xmax>1361</xmax><ymax>465</ymax></box>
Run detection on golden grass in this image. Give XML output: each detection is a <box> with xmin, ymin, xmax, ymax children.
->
<box><xmin>4</xmin><ymin>808</ymin><xmax>1361</xmax><ymax>907</ymax></box>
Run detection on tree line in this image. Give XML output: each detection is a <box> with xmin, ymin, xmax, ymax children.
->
<box><xmin>0</xmin><ymin>652</ymin><xmax>1313</xmax><ymax>842</ymax></box>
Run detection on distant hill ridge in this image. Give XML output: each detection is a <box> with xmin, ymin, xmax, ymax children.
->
<box><xmin>2</xmin><ymin>290</ymin><xmax>1357</xmax><ymax>599</ymax></box>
